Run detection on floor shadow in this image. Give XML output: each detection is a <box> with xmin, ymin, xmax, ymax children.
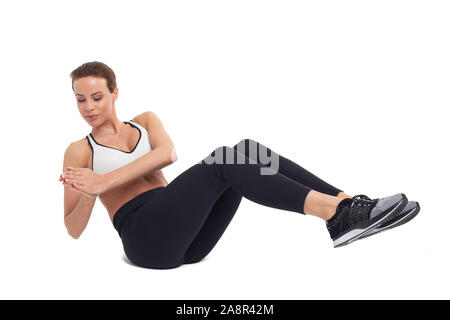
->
<box><xmin>121</xmin><ymin>253</ymin><xmax>138</xmax><ymax>267</ymax></box>
<box><xmin>120</xmin><ymin>253</ymin><xmax>209</xmax><ymax>269</ymax></box>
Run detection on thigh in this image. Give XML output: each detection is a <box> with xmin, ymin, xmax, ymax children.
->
<box><xmin>183</xmin><ymin>186</ymin><xmax>243</xmax><ymax>264</ymax></box>
<box><xmin>233</xmin><ymin>138</ymin><xmax>343</xmax><ymax>196</ymax></box>
<box><xmin>123</xmin><ymin>161</ymin><xmax>229</xmax><ymax>269</ymax></box>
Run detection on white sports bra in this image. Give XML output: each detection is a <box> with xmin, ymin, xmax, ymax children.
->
<box><xmin>86</xmin><ymin>120</ymin><xmax>152</xmax><ymax>175</ymax></box>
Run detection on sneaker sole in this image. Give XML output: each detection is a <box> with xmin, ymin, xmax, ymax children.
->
<box><xmin>333</xmin><ymin>194</ymin><xmax>408</xmax><ymax>248</ymax></box>
<box><xmin>358</xmin><ymin>202</ymin><xmax>420</xmax><ymax>240</ymax></box>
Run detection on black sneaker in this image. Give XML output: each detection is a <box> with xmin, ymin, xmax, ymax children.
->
<box><xmin>326</xmin><ymin>193</ymin><xmax>408</xmax><ymax>248</ymax></box>
<box><xmin>358</xmin><ymin>200</ymin><xmax>420</xmax><ymax>240</ymax></box>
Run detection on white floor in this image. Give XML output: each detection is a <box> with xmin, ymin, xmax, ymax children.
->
<box><xmin>2</xmin><ymin>187</ymin><xmax>446</xmax><ymax>299</ymax></box>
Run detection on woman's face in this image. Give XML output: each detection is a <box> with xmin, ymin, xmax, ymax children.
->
<box><xmin>73</xmin><ymin>76</ymin><xmax>118</xmax><ymax>125</ymax></box>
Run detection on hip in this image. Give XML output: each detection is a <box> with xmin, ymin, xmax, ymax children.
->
<box><xmin>112</xmin><ymin>186</ymin><xmax>167</xmax><ymax>237</ymax></box>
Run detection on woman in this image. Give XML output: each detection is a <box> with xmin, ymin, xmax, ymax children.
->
<box><xmin>60</xmin><ymin>61</ymin><xmax>420</xmax><ymax>269</ymax></box>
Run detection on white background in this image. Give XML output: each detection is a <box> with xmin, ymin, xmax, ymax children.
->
<box><xmin>0</xmin><ymin>0</ymin><xmax>448</xmax><ymax>299</ymax></box>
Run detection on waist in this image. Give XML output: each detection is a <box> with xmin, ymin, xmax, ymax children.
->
<box><xmin>112</xmin><ymin>186</ymin><xmax>166</xmax><ymax>236</ymax></box>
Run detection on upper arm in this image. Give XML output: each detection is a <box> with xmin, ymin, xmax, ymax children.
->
<box><xmin>134</xmin><ymin>111</ymin><xmax>177</xmax><ymax>161</ymax></box>
<box><xmin>63</xmin><ymin>142</ymin><xmax>90</xmax><ymax>219</ymax></box>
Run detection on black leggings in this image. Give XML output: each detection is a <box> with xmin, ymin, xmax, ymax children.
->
<box><xmin>113</xmin><ymin>139</ymin><xmax>343</xmax><ymax>269</ymax></box>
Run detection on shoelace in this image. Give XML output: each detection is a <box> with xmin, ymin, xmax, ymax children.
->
<box><xmin>344</xmin><ymin>195</ymin><xmax>378</xmax><ymax>227</ymax></box>
<box><xmin>354</xmin><ymin>194</ymin><xmax>373</xmax><ymax>201</ymax></box>
<box><xmin>350</xmin><ymin>194</ymin><xmax>377</xmax><ymax>212</ymax></box>
<box><xmin>327</xmin><ymin>195</ymin><xmax>377</xmax><ymax>228</ymax></box>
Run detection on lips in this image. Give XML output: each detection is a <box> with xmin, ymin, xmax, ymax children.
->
<box><xmin>87</xmin><ymin>115</ymin><xmax>98</xmax><ymax>120</ymax></box>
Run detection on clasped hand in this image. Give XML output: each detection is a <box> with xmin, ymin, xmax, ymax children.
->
<box><xmin>59</xmin><ymin>167</ymin><xmax>109</xmax><ymax>198</ymax></box>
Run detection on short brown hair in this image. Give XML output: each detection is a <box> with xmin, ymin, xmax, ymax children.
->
<box><xmin>70</xmin><ymin>61</ymin><xmax>117</xmax><ymax>93</ymax></box>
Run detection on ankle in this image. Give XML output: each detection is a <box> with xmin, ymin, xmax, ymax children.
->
<box><xmin>310</xmin><ymin>199</ymin><xmax>341</xmax><ymax>221</ymax></box>
<box><xmin>322</xmin><ymin>202</ymin><xmax>339</xmax><ymax>221</ymax></box>
<box><xmin>323</xmin><ymin>196</ymin><xmax>350</xmax><ymax>222</ymax></box>
<box><xmin>303</xmin><ymin>190</ymin><xmax>344</xmax><ymax>221</ymax></box>
<box><xmin>337</xmin><ymin>191</ymin><xmax>352</xmax><ymax>199</ymax></box>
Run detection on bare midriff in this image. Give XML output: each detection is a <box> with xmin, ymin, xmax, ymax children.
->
<box><xmin>100</xmin><ymin>170</ymin><xmax>168</xmax><ymax>222</ymax></box>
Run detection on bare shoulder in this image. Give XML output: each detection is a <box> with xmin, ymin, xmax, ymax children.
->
<box><xmin>63</xmin><ymin>136</ymin><xmax>92</xmax><ymax>170</ymax></box>
<box><xmin>131</xmin><ymin>111</ymin><xmax>175</xmax><ymax>151</ymax></box>
<box><xmin>131</xmin><ymin>111</ymin><xmax>159</xmax><ymax>131</ymax></box>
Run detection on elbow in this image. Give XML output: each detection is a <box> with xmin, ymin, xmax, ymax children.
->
<box><xmin>68</xmin><ymin>230</ymin><xmax>81</xmax><ymax>239</ymax></box>
<box><xmin>65</xmin><ymin>221</ymin><xmax>81</xmax><ymax>239</ymax></box>
<box><xmin>168</xmin><ymin>147</ymin><xmax>178</xmax><ymax>163</ymax></box>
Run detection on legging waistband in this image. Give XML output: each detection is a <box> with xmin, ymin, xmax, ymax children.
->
<box><xmin>112</xmin><ymin>186</ymin><xmax>166</xmax><ymax>236</ymax></box>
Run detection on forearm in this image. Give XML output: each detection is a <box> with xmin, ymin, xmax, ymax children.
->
<box><xmin>104</xmin><ymin>147</ymin><xmax>176</xmax><ymax>191</ymax></box>
<box><xmin>64</xmin><ymin>195</ymin><xmax>96</xmax><ymax>239</ymax></box>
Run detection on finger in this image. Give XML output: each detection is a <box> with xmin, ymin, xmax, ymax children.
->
<box><xmin>68</xmin><ymin>180</ymin><xmax>86</xmax><ymax>187</ymax></box>
<box><xmin>70</xmin><ymin>179</ymin><xmax>86</xmax><ymax>186</ymax></box>
<box><xmin>62</xmin><ymin>173</ymin><xmax>81</xmax><ymax>180</ymax></box>
<box><xmin>64</xmin><ymin>167</ymin><xmax>80</xmax><ymax>174</ymax></box>
<box><xmin>65</xmin><ymin>179</ymin><xmax>76</xmax><ymax>185</ymax></box>
<box><xmin>67</xmin><ymin>167</ymin><xmax>83</xmax><ymax>172</ymax></box>
<box><xmin>66</xmin><ymin>170</ymin><xmax>83</xmax><ymax>175</ymax></box>
<box><xmin>73</xmin><ymin>183</ymin><xmax>96</xmax><ymax>198</ymax></box>
<box><xmin>64</xmin><ymin>170</ymin><xmax>84</xmax><ymax>178</ymax></box>
<box><xmin>71</xmin><ymin>182</ymin><xmax>83</xmax><ymax>191</ymax></box>
<box><xmin>74</xmin><ymin>183</ymin><xmax>89</xmax><ymax>194</ymax></box>
<box><xmin>70</xmin><ymin>183</ymin><xmax>84</xmax><ymax>194</ymax></box>
<box><xmin>63</xmin><ymin>168</ymin><xmax>82</xmax><ymax>175</ymax></box>
<box><xmin>74</xmin><ymin>183</ymin><xmax>87</xmax><ymax>190</ymax></box>
<box><xmin>63</xmin><ymin>178</ymin><xmax>79</xmax><ymax>186</ymax></box>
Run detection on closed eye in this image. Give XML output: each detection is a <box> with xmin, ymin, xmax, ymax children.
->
<box><xmin>78</xmin><ymin>98</ymin><xmax>102</xmax><ymax>102</ymax></box>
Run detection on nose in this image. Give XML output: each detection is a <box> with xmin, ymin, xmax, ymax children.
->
<box><xmin>85</xmin><ymin>102</ymin><xmax>96</xmax><ymax>112</ymax></box>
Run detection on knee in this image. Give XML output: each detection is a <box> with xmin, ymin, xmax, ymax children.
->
<box><xmin>210</xmin><ymin>145</ymin><xmax>234</xmax><ymax>158</ymax></box>
<box><xmin>213</xmin><ymin>139</ymin><xmax>258</xmax><ymax>154</ymax></box>
<box><xmin>233</xmin><ymin>138</ymin><xmax>255</xmax><ymax>149</ymax></box>
<box><xmin>233</xmin><ymin>138</ymin><xmax>262</xmax><ymax>152</ymax></box>
<box><xmin>233</xmin><ymin>139</ymin><xmax>262</xmax><ymax>159</ymax></box>
<box><xmin>215</xmin><ymin>145</ymin><xmax>233</xmax><ymax>152</ymax></box>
